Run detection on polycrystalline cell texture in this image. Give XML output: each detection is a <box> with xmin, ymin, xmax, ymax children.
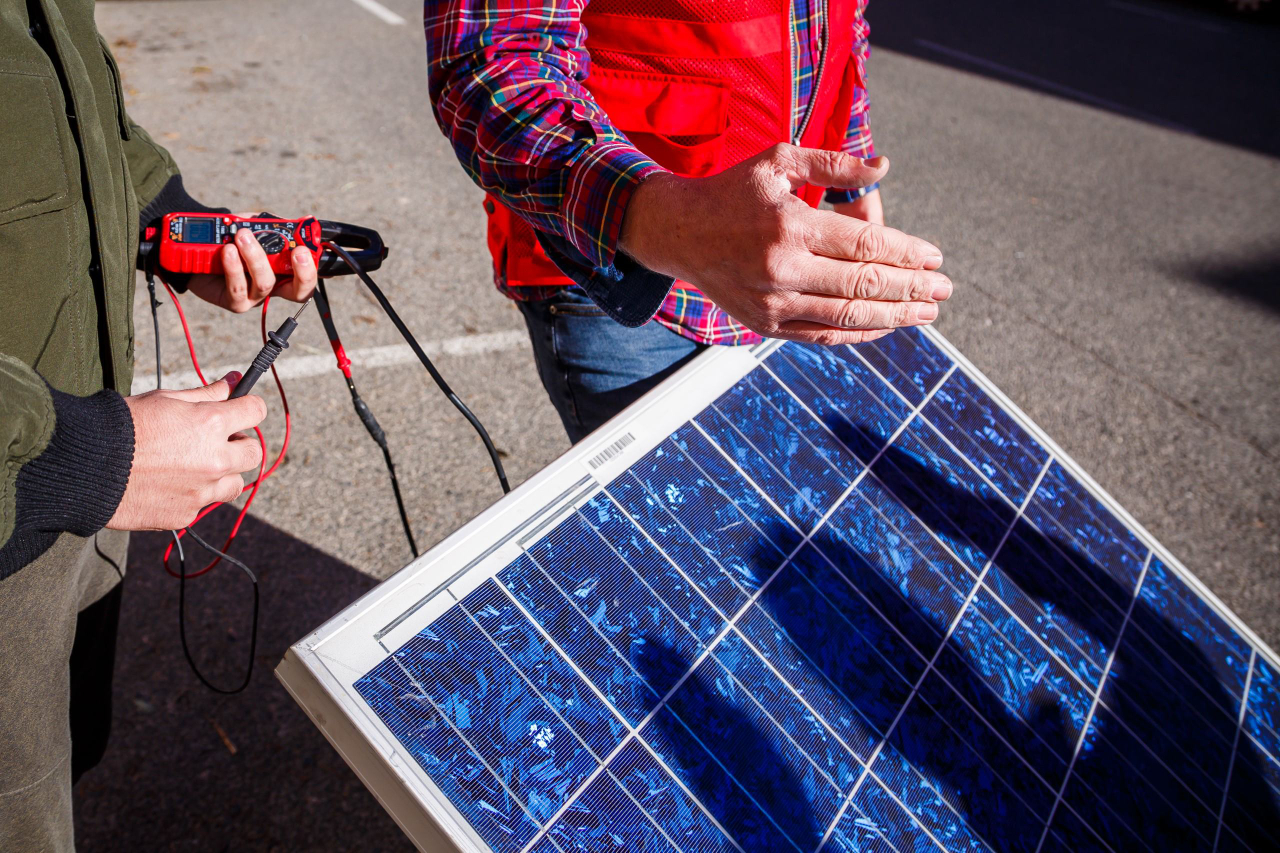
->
<box><xmin>353</xmin><ymin>330</ymin><xmax>1280</xmax><ymax>853</ymax></box>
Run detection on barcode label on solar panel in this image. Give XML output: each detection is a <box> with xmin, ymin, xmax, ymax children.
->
<box><xmin>586</xmin><ymin>432</ymin><xmax>635</xmax><ymax>471</ymax></box>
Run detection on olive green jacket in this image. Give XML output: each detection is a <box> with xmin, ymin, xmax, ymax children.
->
<box><xmin>0</xmin><ymin>0</ymin><xmax>180</xmax><ymax>553</ymax></box>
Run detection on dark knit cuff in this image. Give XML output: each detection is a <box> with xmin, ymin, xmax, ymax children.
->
<box><xmin>137</xmin><ymin>174</ymin><xmax>231</xmax><ymax>292</ymax></box>
<box><xmin>14</xmin><ymin>388</ymin><xmax>135</xmax><ymax>538</ymax></box>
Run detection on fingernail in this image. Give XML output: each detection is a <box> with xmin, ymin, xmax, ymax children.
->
<box><xmin>923</xmin><ymin>253</ymin><xmax>943</xmax><ymax>269</ymax></box>
<box><xmin>931</xmin><ymin>278</ymin><xmax>953</xmax><ymax>300</ymax></box>
<box><xmin>224</xmin><ymin>371</ymin><xmax>242</xmax><ymax>385</ymax></box>
<box><xmin>917</xmin><ymin>303</ymin><xmax>939</xmax><ymax>323</ymax></box>
<box><xmin>294</xmin><ymin>248</ymin><xmax>312</xmax><ymax>266</ymax></box>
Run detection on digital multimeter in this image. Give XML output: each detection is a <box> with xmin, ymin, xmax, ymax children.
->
<box><xmin>157</xmin><ymin>213</ymin><xmax>322</xmax><ymax>277</ymax></box>
<box><xmin>139</xmin><ymin>213</ymin><xmax>389</xmax><ymax>279</ymax></box>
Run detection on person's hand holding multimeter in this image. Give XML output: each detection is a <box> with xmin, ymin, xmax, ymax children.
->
<box><xmin>158</xmin><ymin>211</ymin><xmax>320</xmax><ymax>313</ymax></box>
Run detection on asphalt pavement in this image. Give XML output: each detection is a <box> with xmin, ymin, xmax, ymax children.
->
<box><xmin>76</xmin><ymin>0</ymin><xmax>1279</xmax><ymax>849</ymax></box>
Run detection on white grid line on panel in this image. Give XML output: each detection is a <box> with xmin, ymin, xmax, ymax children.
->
<box><xmin>573</xmin><ymin>507</ymin><xmax>714</xmax><ymax>650</ymax></box>
<box><xmin>576</xmin><ymin>487</ymin><xmax>854</xmax><ymax>794</ymax></box>
<box><xmin>656</xmin><ymin>435</ymin><xmax>797</xmax><ymax>563</ymax></box>
<box><xmin>668</xmin><ymin>431</ymin><xmax>805</xmax><ymax>549</ymax></box>
<box><xmin>1214</xmin><ymin>649</ymin><xmax>1258</xmax><ymax>853</ymax></box>
<box><xmin>692</xmin><ymin>409</ymin><xmax>834</xmax><ymax>523</ymax></box>
<box><xmin>814</xmin><ymin>771</ymin><xmax>915</xmax><ymax>853</ymax></box>
<box><xmin>516</xmin><ymin>536</ymin><xmax>804</xmax><ymax>853</ymax></box>
<box><xmin>619</xmin><ymin>466</ymin><xmax>759</xmax><ymax>601</ymax></box>
<box><xmin>905</xmin><ymin>375</ymin><xmax>1047</xmax><ymax>507</ymax></box>
<box><xmin>443</xmin><ymin>589</ymin><xmax>651</xmax><ymax>853</ymax></box>
<box><xmin>843</xmin><ymin>340</ymin><xmax>932</xmax><ymax>411</ymax></box>
<box><xmin>915</xmin><ymin>324</ymin><xmax>1280</xmax><ymax>672</ymax></box>
<box><xmin>600</xmin><ymin>488</ymin><xmax>741</xmax><ymax>623</ymax></box>
<box><xmin>814</xmin><ymin>454</ymin><xmax>1054</xmax><ymax>853</ymax></box>
<box><xmin>383</xmin><ymin>654</ymin><xmax>556</xmax><ymax>852</ymax></box>
<box><xmin>741</xmin><ymin>373</ymin><xmax>860</xmax><ymax>484</ymax></box>
<box><xmin>768</xmin><ymin>346</ymin><xmax>904</xmax><ymax>431</ymax></box>
<box><xmin>488</xmin><ymin>581</ymin><xmax>747</xmax><ymax>853</ymax></box>
<box><xmin>820</xmin><ymin>766</ymin><xmax>950</xmax><ymax>853</ymax></box>
<box><xmin>599</xmin><ymin>366</ymin><xmax>960</xmax><ymax>853</ymax></box>
<box><xmin>578</xmin><ymin>486</ymin><xmax>870</xmax><ymax>789</ymax></box>
<box><xmin>1033</xmin><ymin>552</ymin><xmax>1154</xmax><ymax>853</ymax></box>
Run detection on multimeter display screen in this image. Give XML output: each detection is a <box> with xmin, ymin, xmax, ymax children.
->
<box><xmin>185</xmin><ymin>218</ymin><xmax>217</xmax><ymax>244</ymax></box>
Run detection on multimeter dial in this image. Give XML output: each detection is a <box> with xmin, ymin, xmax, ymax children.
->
<box><xmin>253</xmin><ymin>229</ymin><xmax>289</xmax><ymax>254</ymax></box>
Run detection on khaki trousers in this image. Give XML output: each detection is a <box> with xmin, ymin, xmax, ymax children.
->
<box><xmin>0</xmin><ymin>530</ymin><xmax>127</xmax><ymax>853</ymax></box>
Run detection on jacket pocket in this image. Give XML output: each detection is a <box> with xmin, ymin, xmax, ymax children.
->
<box><xmin>0</xmin><ymin>63</ymin><xmax>78</xmax><ymax>226</ymax></box>
<box><xmin>584</xmin><ymin>68</ymin><xmax>731</xmax><ymax>177</ymax></box>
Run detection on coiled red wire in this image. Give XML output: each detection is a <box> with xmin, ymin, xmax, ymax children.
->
<box><xmin>160</xmin><ymin>281</ymin><xmax>291</xmax><ymax>579</ymax></box>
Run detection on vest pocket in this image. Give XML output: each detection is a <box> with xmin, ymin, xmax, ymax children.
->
<box><xmin>584</xmin><ymin>68</ymin><xmax>731</xmax><ymax>177</ymax></box>
<box><xmin>0</xmin><ymin>65</ymin><xmax>78</xmax><ymax>226</ymax></box>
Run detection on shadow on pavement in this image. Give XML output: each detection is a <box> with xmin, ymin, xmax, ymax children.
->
<box><xmin>1169</xmin><ymin>247</ymin><xmax>1280</xmax><ymax>314</ymax></box>
<box><xmin>73</xmin><ymin>507</ymin><xmax>413</xmax><ymax>853</ymax></box>
<box><xmin>872</xmin><ymin>0</ymin><xmax>1280</xmax><ymax>157</ymax></box>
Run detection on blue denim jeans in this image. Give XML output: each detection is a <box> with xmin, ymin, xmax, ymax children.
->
<box><xmin>517</xmin><ymin>287</ymin><xmax>707</xmax><ymax>444</ymax></box>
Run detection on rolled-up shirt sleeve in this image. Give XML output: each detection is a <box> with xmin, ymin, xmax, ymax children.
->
<box><xmin>825</xmin><ymin>0</ymin><xmax>879</xmax><ymax>205</ymax></box>
<box><xmin>426</xmin><ymin>0</ymin><xmax>668</xmax><ymax>279</ymax></box>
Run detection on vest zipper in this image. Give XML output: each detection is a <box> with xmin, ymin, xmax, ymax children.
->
<box><xmin>793</xmin><ymin>0</ymin><xmax>829</xmax><ymax>145</ymax></box>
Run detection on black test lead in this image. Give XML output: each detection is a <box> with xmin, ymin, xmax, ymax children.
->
<box><xmin>230</xmin><ymin>297</ymin><xmax>313</xmax><ymax>399</ymax></box>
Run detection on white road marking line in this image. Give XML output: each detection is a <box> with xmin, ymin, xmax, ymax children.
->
<box><xmin>131</xmin><ymin>329</ymin><xmax>527</xmax><ymax>394</ymax></box>
<box><xmin>348</xmin><ymin>0</ymin><xmax>406</xmax><ymax>26</ymax></box>
<box><xmin>914</xmin><ymin>39</ymin><xmax>1197</xmax><ymax>135</ymax></box>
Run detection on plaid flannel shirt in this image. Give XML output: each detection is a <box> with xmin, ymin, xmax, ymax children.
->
<box><xmin>426</xmin><ymin>0</ymin><xmax>877</xmax><ymax>345</ymax></box>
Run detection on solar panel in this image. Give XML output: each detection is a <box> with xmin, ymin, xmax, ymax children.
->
<box><xmin>278</xmin><ymin>327</ymin><xmax>1280</xmax><ymax>853</ymax></box>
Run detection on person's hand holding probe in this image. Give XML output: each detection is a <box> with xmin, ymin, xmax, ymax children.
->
<box><xmin>180</xmin><ymin>211</ymin><xmax>319</xmax><ymax>313</ymax></box>
<box><xmin>106</xmin><ymin>373</ymin><xmax>267</xmax><ymax>531</ymax></box>
<box><xmin>619</xmin><ymin>144</ymin><xmax>949</xmax><ymax>344</ymax></box>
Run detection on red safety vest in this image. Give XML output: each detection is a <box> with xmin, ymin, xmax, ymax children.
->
<box><xmin>485</xmin><ymin>0</ymin><xmax>862</xmax><ymax>292</ymax></box>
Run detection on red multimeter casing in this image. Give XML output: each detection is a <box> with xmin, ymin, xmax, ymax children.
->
<box><xmin>156</xmin><ymin>213</ymin><xmax>322</xmax><ymax>277</ymax></box>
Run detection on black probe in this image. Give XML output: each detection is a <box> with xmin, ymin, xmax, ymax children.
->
<box><xmin>229</xmin><ymin>298</ymin><xmax>313</xmax><ymax>399</ymax></box>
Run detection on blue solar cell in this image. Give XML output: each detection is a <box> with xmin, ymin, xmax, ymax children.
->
<box><xmin>850</xmin><ymin>327</ymin><xmax>953</xmax><ymax>405</ymax></box>
<box><xmin>608</xmin><ymin>739</ymin><xmax>736</xmax><ymax>853</ymax></box>
<box><xmin>871</xmin><ymin>743</ymin><xmax>994</xmax><ymax>853</ymax></box>
<box><xmin>661</xmin><ymin>653</ymin><xmax>848</xmax><ymax>848</ymax></box>
<box><xmin>745</xmin><ymin>555</ymin><xmax>917</xmax><ymax>756</ymax></box>
<box><xmin>605</xmin><ymin>474</ymin><xmax>751</xmax><ymax>619</ymax></box>
<box><xmin>922</xmin><ymin>369</ymin><xmax>1048</xmax><ymax>506</ymax></box>
<box><xmin>641</xmin><ymin>704</ymin><xmax>795</xmax><ymax>851</ymax></box>
<box><xmin>692</xmin><ymin>408</ymin><xmax>821</xmax><ymax>533</ymax></box>
<box><xmin>873</xmin><ymin>420</ymin><xmax>1016</xmax><ymax>576</ymax></box>
<box><xmin>580</xmin><ymin>493</ymin><xmax>725</xmax><ymax>646</ymax></box>
<box><xmin>546</xmin><ymin>774</ymin><xmax>678</xmax><ymax>852</ymax></box>
<box><xmin>354</xmin><ymin>660</ymin><xmax>541</xmax><ymax>852</ymax></box>
<box><xmin>526</xmin><ymin>513</ymin><xmax>706</xmax><ymax>699</ymax></box>
<box><xmin>742</xmin><ymin>371</ymin><xmax>864</xmax><ymax>482</ymax></box>
<box><xmin>1245</xmin><ymin>657</ymin><xmax>1280</xmax><ymax>758</ymax></box>
<box><xmin>947</xmin><ymin>590</ymin><xmax>1092</xmax><ymax>762</ymax></box>
<box><xmin>819</xmin><ymin>798</ymin><xmax>899</xmax><ymax>853</ymax></box>
<box><xmin>628</xmin><ymin>441</ymin><xmax>790</xmax><ymax>594</ymax></box>
<box><xmin>459</xmin><ymin>580</ymin><xmax>628</xmax><ymax>759</ymax></box>
<box><xmin>820</xmin><ymin>479</ymin><xmax>972</xmax><ymax>658</ymax></box>
<box><xmin>765</xmin><ymin>347</ymin><xmax>909</xmax><ymax>469</ymax></box>
<box><xmin>342</xmin><ymin>336</ymin><xmax>1280</xmax><ymax>853</ymax></box>
<box><xmin>982</xmin><ymin>520</ymin><xmax>1122</xmax><ymax>688</ymax></box>
<box><xmin>1023</xmin><ymin>461</ymin><xmax>1148</xmax><ymax>604</ymax></box>
<box><xmin>501</xmin><ymin>554</ymin><xmax>659</xmax><ymax>726</ymax></box>
<box><xmin>848</xmin><ymin>775</ymin><xmax>939</xmax><ymax>853</ymax></box>
<box><xmin>1066</xmin><ymin>708</ymin><xmax>1216</xmax><ymax>852</ymax></box>
<box><xmin>1136</xmin><ymin>557</ymin><xmax>1252</xmax><ymax>703</ymax></box>
<box><xmin>392</xmin><ymin>607</ymin><xmax>600</xmax><ymax>823</ymax></box>
<box><xmin>711</xmin><ymin>631</ymin><xmax>860</xmax><ymax>790</ymax></box>
<box><xmin>670</xmin><ymin>424</ymin><xmax>809</xmax><ymax>551</ymax></box>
